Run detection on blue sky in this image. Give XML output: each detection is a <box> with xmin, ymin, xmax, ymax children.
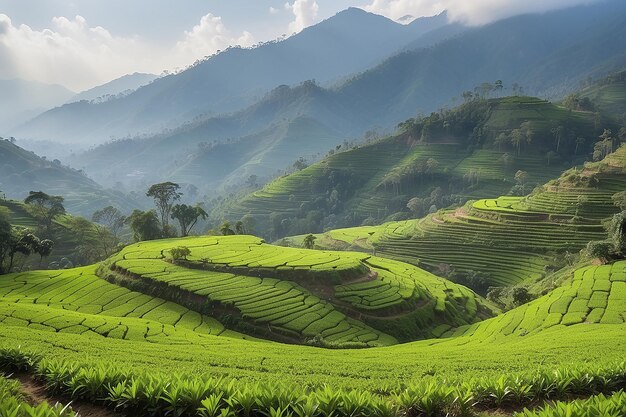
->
<box><xmin>0</xmin><ymin>0</ymin><xmax>601</xmax><ymax>91</ymax></box>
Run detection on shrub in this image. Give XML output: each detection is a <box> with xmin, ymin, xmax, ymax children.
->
<box><xmin>170</xmin><ymin>246</ymin><xmax>191</xmax><ymax>261</ymax></box>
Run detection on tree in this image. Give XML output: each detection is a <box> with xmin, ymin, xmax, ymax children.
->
<box><xmin>546</xmin><ymin>151</ymin><xmax>559</xmax><ymax>166</ymax></box>
<box><xmin>425</xmin><ymin>158</ymin><xmax>439</xmax><ymax>179</ymax></box>
<box><xmin>126</xmin><ymin>210</ymin><xmax>162</xmax><ymax>242</ymax></box>
<box><xmin>608</xmin><ymin>211</ymin><xmax>626</xmax><ymax>255</ymax></box>
<box><xmin>92</xmin><ymin>206</ymin><xmax>126</xmax><ymax>239</ymax></box>
<box><xmin>92</xmin><ymin>206</ymin><xmax>125</xmax><ymax>256</ymax></box>
<box><xmin>146</xmin><ymin>182</ymin><xmax>182</xmax><ymax>228</ymax></box>
<box><xmin>171</xmin><ymin>204</ymin><xmax>207</xmax><ymax>236</ymax></box>
<box><xmin>612</xmin><ymin>191</ymin><xmax>626</xmax><ymax>211</ymax></box>
<box><xmin>494</xmin><ymin>80</ymin><xmax>503</xmax><ymax>96</ymax></box>
<box><xmin>5</xmin><ymin>229</ymin><xmax>40</xmax><ymax>273</ymax></box>
<box><xmin>510</xmin><ymin>129</ymin><xmax>524</xmax><ymax>155</ymax></box>
<box><xmin>574</xmin><ymin>137</ymin><xmax>586</xmax><ymax>155</ymax></box>
<box><xmin>494</xmin><ymin>132</ymin><xmax>509</xmax><ymax>151</ymax></box>
<box><xmin>514</xmin><ymin>170</ymin><xmax>528</xmax><ymax>186</ymax></box>
<box><xmin>593</xmin><ymin>131</ymin><xmax>614</xmax><ymax>161</ymax></box>
<box><xmin>35</xmin><ymin>239</ymin><xmax>54</xmax><ymax>267</ymax></box>
<box><xmin>407</xmin><ymin>197</ymin><xmax>425</xmax><ymax>214</ymax></box>
<box><xmin>24</xmin><ymin>191</ymin><xmax>65</xmax><ymax>235</ymax></box>
<box><xmin>303</xmin><ymin>234</ymin><xmax>316</xmax><ymax>249</ymax></box>
<box><xmin>0</xmin><ymin>211</ymin><xmax>12</xmax><ymax>274</ymax></box>
<box><xmin>170</xmin><ymin>246</ymin><xmax>191</xmax><ymax>261</ymax></box>
<box><xmin>511</xmin><ymin>287</ymin><xmax>532</xmax><ymax>306</ymax></box>
<box><xmin>235</xmin><ymin>221</ymin><xmax>246</xmax><ymax>235</ymax></box>
<box><xmin>220</xmin><ymin>221</ymin><xmax>235</xmax><ymax>236</ymax></box>
<box><xmin>586</xmin><ymin>240</ymin><xmax>614</xmax><ymax>262</ymax></box>
<box><xmin>240</xmin><ymin>215</ymin><xmax>257</xmax><ymax>235</ymax></box>
<box><xmin>551</xmin><ymin>126</ymin><xmax>565</xmax><ymax>152</ymax></box>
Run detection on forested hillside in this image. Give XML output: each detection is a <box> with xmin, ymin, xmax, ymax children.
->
<box><xmin>220</xmin><ymin>95</ymin><xmax>613</xmax><ymax>238</ymax></box>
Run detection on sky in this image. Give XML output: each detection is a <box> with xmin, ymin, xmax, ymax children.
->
<box><xmin>0</xmin><ymin>0</ymin><xmax>601</xmax><ymax>92</ymax></box>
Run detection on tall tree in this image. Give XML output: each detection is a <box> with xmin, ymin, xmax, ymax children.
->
<box><xmin>92</xmin><ymin>206</ymin><xmax>126</xmax><ymax>256</ymax></box>
<box><xmin>220</xmin><ymin>221</ymin><xmax>235</xmax><ymax>236</ymax></box>
<box><xmin>126</xmin><ymin>210</ymin><xmax>162</xmax><ymax>242</ymax></box>
<box><xmin>171</xmin><ymin>204</ymin><xmax>208</xmax><ymax>236</ymax></box>
<box><xmin>35</xmin><ymin>239</ymin><xmax>54</xmax><ymax>267</ymax></box>
<box><xmin>92</xmin><ymin>206</ymin><xmax>126</xmax><ymax>239</ymax></box>
<box><xmin>24</xmin><ymin>191</ymin><xmax>65</xmax><ymax>236</ymax></box>
<box><xmin>146</xmin><ymin>182</ymin><xmax>182</xmax><ymax>228</ymax></box>
<box><xmin>303</xmin><ymin>234</ymin><xmax>317</xmax><ymax>249</ymax></box>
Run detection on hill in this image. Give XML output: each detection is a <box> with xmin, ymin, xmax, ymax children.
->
<box><xmin>13</xmin><ymin>9</ymin><xmax>453</xmax><ymax>145</ymax></box>
<box><xmin>0</xmin><ymin>257</ymin><xmax>623</xmax><ymax>415</ymax></box>
<box><xmin>579</xmin><ymin>69</ymin><xmax>626</xmax><ymax>119</ymax></box>
<box><xmin>102</xmin><ymin>235</ymin><xmax>496</xmax><ymax>344</ymax></box>
<box><xmin>0</xmin><ymin>138</ymin><xmax>140</xmax><ymax>217</ymax></box>
<box><xmin>285</xmin><ymin>146</ymin><xmax>626</xmax><ymax>292</ymax></box>
<box><xmin>68</xmin><ymin>86</ymin><xmax>351</xmax><ymax>191</ymax></box>
<box><xmin>0</xmin><ymin>78</ymin><xmax>73</xmax><ymax>135</ymax></box>
<box><xmin>68</xmin><ymin>72</ymin><xmax>159</xmax><ymax>103</ymax></box>
<box><xmin>220</xmin><ymin>96</ymin><xmax>602</xmax><ymax>239</ymax></box>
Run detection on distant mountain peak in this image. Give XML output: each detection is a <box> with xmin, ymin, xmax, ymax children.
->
<box><xmin>397</xmin><ymin>15</ymin><xmax>415</xmax><ymax>24</ymax></box>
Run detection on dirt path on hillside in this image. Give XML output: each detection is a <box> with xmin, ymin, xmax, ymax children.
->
<box><xmin>17</xmin><ymin>374</ymin><xmax>119</xmax><ymax>417</ymax></box>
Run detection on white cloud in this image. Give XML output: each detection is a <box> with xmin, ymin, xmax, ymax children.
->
<box><xmin>176</xmin><ymin>13</ymin><xmax>254</xmax><ymax>61</ymax></box>
<box><xmin>285</xmin><ymin>0</ymin><xmax>319</xmax><ymax>33</ymax></box>
<box><xmin>363</xmin><ymin>0</ymin><xmax>600</xmax><ymax>25</ymax></box>
<box><xmin>269</xmin><ymin>7</ymin><xmax>280</xmax><ymax>15</ymax></box>
<box><xmin>0</xmin><ymin>13</ymin><xmax>254</xmax><ymax>91</ymax></box>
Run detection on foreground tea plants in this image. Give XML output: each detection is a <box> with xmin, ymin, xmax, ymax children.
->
<box><xmin>1</xmin><ymin>347</ymin><xmax>622</xmax><ymax>417</ymax></box>
<box><xmin>514</xmin><ymin>391</ymin><xmax>626</xmax><ymax>417</ymax></box>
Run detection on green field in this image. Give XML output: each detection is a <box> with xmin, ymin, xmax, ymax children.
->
<box><xmin>288</xmin><ymin>146</ymin><xmax>626</xmax><ymax>290</ymax></box>
<box><xmin>0</xmin><ymin>258</ymin><xmax>624</xmax><ymax>415</ymax></box>
<box><xmin>103</xmin><ymin>235</ymin><xmax>496</xmax><ymax>343</ymax></box>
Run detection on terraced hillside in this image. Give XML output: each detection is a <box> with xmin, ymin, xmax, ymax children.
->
<box><xmin>580</xmin><ymin>69</ymin><xmax>626</xmax><ymax>119</ymax></box>
<box><xmin>0</xmin><ymin>259</ymin><xmax>624</xmax><ymax>416</ymax></box>
<box><xmin>447</xmin><ymin>261</ymin><xmax>626</xmax><ymax>338</ymax></box>
<box><xmin>287</xmin><ymin>146</ymin><xmax>626</xmax><ymax>289</ymax></box>
<box><xmin>0</xmin><ymin>266</ymin><xmax>246</xmax><ymax>343</ymax></box>
<box><xmin>220</xmin><ymin>96</ymin><xmax>600</xmax><ymax>239</ymax></box>
<box><xmin>101</xmin><ymin>235</ymin><xmax>496</xmax><ymax>344</ymax></box>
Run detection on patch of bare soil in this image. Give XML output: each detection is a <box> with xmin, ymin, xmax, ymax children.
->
<box><xmin>17</xmin><ymin>373</ymin><xmax>120</xmax><ymax>417</ymax></box>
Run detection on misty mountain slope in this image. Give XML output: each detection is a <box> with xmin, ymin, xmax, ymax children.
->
<box><xmin>69</xmin><ymin>72</ymin><xmax>159</xmax><ymax>103</ymax></box>
<box><xmin>0</xmin><ymin>78</ymin><xmax>74</xmax><ymax>135</ymax></box>
<box><xmin>333</xmin><ymin>0</ymin><xmax>626</xmax><ymax>129</ymax></box>
<box><xmin>67</xmin><ymin>82</ymin><xmax>359</xmax><ymax>189</ymax></box>
<box><xmin>69</xmin><ymin>0</ymin><xmax>626</xmax><ymax>197</ymax></box>
<box><xmin>14</xmin><ymin>9</ymin><xmax>452</xmax><ymax>144</ymax></box>
<box><xmin>0</xmin><ymin>139</ymin><xmax>140</xmax><ymax>216</ymax></box>
<box><xmin>169</xmin><ymin>117</ymin><xmax>344</xmax><ymax>190</ymax></box>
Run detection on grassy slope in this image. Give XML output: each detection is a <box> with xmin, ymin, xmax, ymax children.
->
<box><xmin>103</xmin><ymin>235</ymin><xmax>496</xmax><ymax>344</ymax></box>
<box><xmin>221</xmin><ymin>97</ymin><xmax>596</xmax><ymax>237</ymax></box>
<box><xmin>0</xmin><ymin>139</ymin><xmax>138</xmax><ymax>217</ymax></box>
<box><xmin>580</xmin><ymin>69</ymin><xmax>626</xmax><ymax>119</ymax></box>
<box><xmin>289</xmin><ymin>146</ymin><xmax>626</xmax><ymax>288</ymax></box>
<box><xmin>0</xmin><ymin>261</ymin><xmax>623</xmax><ymax>389</ymax></box>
